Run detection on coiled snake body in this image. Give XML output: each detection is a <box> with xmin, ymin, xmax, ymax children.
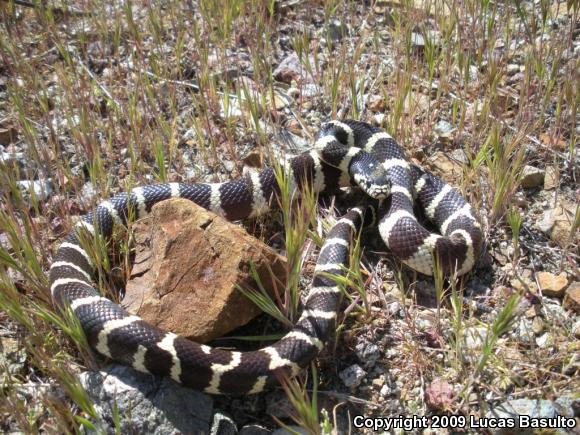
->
<box><xmin>49</xmin><ymin>120</ymin><xmax>482</xmax><ymax>394</ymax></box>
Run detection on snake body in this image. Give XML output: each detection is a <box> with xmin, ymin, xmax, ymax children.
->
<box><xmin>49</xmin><ymin>120</ymin><xmax>482</xmax><ymax>394</ymax></box>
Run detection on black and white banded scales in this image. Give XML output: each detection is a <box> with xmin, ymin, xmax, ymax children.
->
<box><xmin>49</xmin><ymin>120</ymin><xmax>482</xmax><ymax>395</ymax></box>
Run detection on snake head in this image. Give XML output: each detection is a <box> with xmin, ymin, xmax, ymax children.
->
<box><xmin>354</xmin><ymin>167</ymin><xmax>391</xmax><ymax>200</ymax></box>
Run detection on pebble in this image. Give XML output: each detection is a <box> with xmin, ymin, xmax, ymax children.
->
<box><xmin>537</xmin><ymin>271</ymin><xmax>568</xmax><ymax>297</ymax></box>
<box><xmin>464</xmin><ymin>327</ymin><xmax>487</xmax><ymax>350</ymax></box>
<box><xmin>433</xmin><ymin>120</ymin><xmax>455</xmax><ymax>138</ymax></box>
<box><xmin>520</xmin><ymin>165</ymin><xmax>545</xmax><ymax>188</ymax></box>
<box><xmin>16</xmin><ymin>179</ymin><xmax>53</xmax><ymax>204</ymax></box>
<box><xmin>572</xmin><ymin>319</ymin><xmax>580</xmax><ymax>339</ymax></box>
<box><xmin>327</xmin><ymin>20</ymin><xmax>348</xmax><ymax>42</ymax></box>
<box><xmin>485</xmin><ymin>399</ymin><xmax>557</xmax><ymax>424</ymax></box>
<box><xmin>81</xmin><ymin>181</ymin><xmax>98</xmax><ymax>204</ymax></box>
<box><xmin>339</xmin><ymin>364</ymin><xmax>366</xmax><ymax>388</ymax></box>
<box><xmin>514</xmin><ymin>318</ymin><xmax>535</xmax><ymax>344</ymax></box>
<box><xmin>564</xmin><ymin>282</ymin><xmax>580</xmax><ymax>312</ymax></box>
<box><xmin>544</xmin><ymin>166</ymin><xmax>558</xmax><ymax>190</ymax></box>
<box><xmin>355</xmin><ymin>342</ymin><xmax>381</xmax><ymax>368</ymax></box>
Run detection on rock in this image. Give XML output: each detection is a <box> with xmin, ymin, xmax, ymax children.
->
<box><xmin>520</xmin><ymin>165</ymin><xmax>545</xmax><ymax>188</ymax></box>
<box><xmin>210</xmin><ymin>412</ymin><xmax>237</xmax><ymax>435</ymax></box>
<box><xmin>16</xmin><ymin>179</ymin><xmax>53</xmax><ymax>204</ymax></box>
<box><xmin>339</xmin><ymin>364</ymin><xmax>366</xmax><ymax>388</ymax></box>
<box><xmin>554</xmin><ymin>396</ymin><xmax>579</xmax><ymax>418</ymax></box>
<box><xmin>300</xmin><ymin>83</ymin><xmax>322</xmax><ymax>98</ymax></box>
<box><xmin>537</xmin><ymin>271</ymin><xmax>568</xmax><ymax>297</ymax></box>
<box><xmin>1</xmin><ymin>151</ymin><xmax>27</xmax><ymax>170</ymax></box>
<box><xmin>464</xmin><ymin>327</ymin><xmax>487</xmax><ymax>350</ymax></box>
<box><xmin>433</xmin><ymin>120</ymin><xmax>455</xmax><ymax>138</ymax></box>
<box><xmin>0</xmin><ymin>126</ymin><xmax>18</xmax><ymax>145</ymax></box>
<box><xmin>368</xmin><ymin>94</ymin><xmax>386</xmax><ymax>112</ymax></box>
<box><xmin>81</xmin><ymin>181</ymin><xmax>98</xmax><ymax>204</ymax></box>
<box><xmin>239</xmin><ymin>425</ymin><xmax>271</xmax><ymax>435</ymax></box>
<box><xmin>562</xmin><ymin>354</ymin><xmax>579</xmax><ymax>376</ymax></box>
<box><xmin>0</xmin><ymin>337</ymin><xmax>26</xmax><ymax>380</ymax></box>
<box><xmin>548</xmin><ymin>200</ymin><xmax>578</xmax><ymax>247</ymax></box>
<box><xmin>535</xmin><ymin>332</ymin><xmax>553</xmax><ymax>348</ymax></box>
<box><xmin>486</xmin><ymin>399</ymin><xmax>557</xmax><ymax>427</ymax></box>
<box><xmin>327</xmin><ymin>19</ymin><xmax>348</xmax><ymax>41</ymax></box>
<box><xmin>355</xmin><ymin>342</ymin><xmax>381</xmax><ymax>368</ymax></box>
<box><xmin>564</xmin><ymin>282</ymin><xmax>580</xmax><ymax>312</ymax></box>
<box><xmin>531</xmin><ymin>317</ymin><xmax>544</xmax><ymax>335</ymax></box>
<box><xmin>424</xmin><ymin>380</ymin><xmax>454</xmax><ymax>411</ymax></box>
<box><xmin>572</xmin><ymin>319</ymin><xmax>580</xmax><ymax>339</ymax></box>
<box><xmin>514</xmin><ymin>318</ymin><xmax>535</xmax><ymax>344</ymax></box>
<box><xmin>544</xmin><ymin>166</ymin><xmax>558</xmax><ymax>190</ymax></box>
<box><xmin>411</xmin><ymin>32</ymin><xmax>425</xmax><ymax>48</ymax></box>
<box><xmin>273</xmin><ymin>53</ymin><xmax>313</xmax><ymax>84</ymax></box>
<box><xmin>79</xmin><ymin>364</ymin><xmax>213</xmax><ymax>434</ymax></box>
<box><xmin>427</xmin><ymin>151</ymin><xmax>464</xmax><ymax>183</ymax></box>
<box><xmin>124</xmin><ymin>199</ymin><xmax>287</xmax><ymax>343</ymax></box>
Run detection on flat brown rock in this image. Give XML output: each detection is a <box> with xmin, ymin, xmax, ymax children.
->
<box><xmin>123</xmin><ymin>198</ymin><xmax>286</xmax><ymax>343</ymax></box>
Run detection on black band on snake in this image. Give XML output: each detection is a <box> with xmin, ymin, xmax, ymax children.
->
<box><xmin>48</xmin><ymin>120</ymin><xmax>483</xmax><ymax>395</ymax></box>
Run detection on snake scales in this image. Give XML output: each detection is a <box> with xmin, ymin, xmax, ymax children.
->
<box><xmin>49</xmin><ymin>120</ymin><xmax>482</xmax><ymax>394</ymax></box>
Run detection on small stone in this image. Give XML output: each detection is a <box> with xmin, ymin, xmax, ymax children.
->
<box><xmin>486</xmin><ymin>399</ymin><xmax>556</xmax><ymax>425</ymax></box>
<box><xmin>572</xmin><ymin>319</ymin><xmax>580</xmax><ymax>339</ymax></box>
<box><xmin>411</xmin><ymin>32</ymin><xmax>425</xmax><ymax>47</ymax></box>
<box><xmin>81</xmin><ymin>181</ymin><xmax>98</xmax><ymax>204</ymax></box>
<box><xmin>373</xmin><ymin>113</ymin><xmax>386</xmax><ymax>125</ymax></box>
<box><xmin>210</xmin><ymin>412</ymin><xmax>237</xmax><ymax>435</ymax></box>
<box><xmin>514</xmin><ymin>318</ymin><xmax>535</xmax><ymax>344</ymax></box>
<box><xmin>286</xmin><ymin>87</ymin><xmax>300</xmax><ymax>99</ymax></box>
<box><xmin>16</xmin><ymin>179</ymin><xmax>53</xmax><ymax>204</ymax></box>
<box><xmin>424</xmin><ymin>380</ymin><xmax>454</xmax><ymax>411</ymax></box>
<box><xmin>427</xmin><ymin>151</ymin><xmax>463</xmax><ymax>183</ymax></box>
<box><xmin>0</xmin><ymin>151</ymin><xmax>27</xmax><ymax>169</ymax></box>
<box><xmin>464</xmin><ymin>327</ymin><xmax>487</xmax><ymax>350</ymax></box>
<box><xmin>339</xmin><ymin>364</ymin><xmax>366</xmax><ymax>388</ymax></box>
<box><xmin>372</xmin><ymin>377</ymin><xmax>385</xmax><ymax>387</ymax></box>
<box><xmin>537</xmin><ymin>271</ymin><xmax>568</xmax><ymax>297</ymax></box>
<box><xmin>520</xmin><ymin>165</ymin><xmax>545</xmax><ymax>188</ymax></box>
<box><xmin>355</xmin><ymin>342</ymin><xmax>381</xmax><ymax>368</ymax></box>
<box><xmin>564</xmin><ymin>282</ymin><xmax>580</xmax><ymax>312</ymax></box>
<box><xmin>535</xmin><ymin>333</ymin><xmax>553</xmax><ymax>348</ymax></box>
<box><xmin>273</xmin><ymin>53</ymin><xmax>313</xmax><ymax>84</ymax></box>
<box><xmin>506</xmin><ymin>64</ymin><xmax>520</xmax><ymax>75</ymax></box>
<box><xmin>0</xmin><ymin>125</ymin><xmax>18</xmax><ymax>145</ymax></box>
<box><xmin>554</xmin><ymin>396</ymin><xmax>579</xmax><ymax>418</ymax></box>
<box><xmin>531</xmin><ymin>317</ymin><xmax>544</xmax><ymax>335</ymax></box>
<box><xmin>562</xmin><ymin>354</ymin><xmax>579</xmax><ymax>376</ymax></box>
<box><xmin>512</xmin><ymin>192</ymin><xmax>528</xmax><ymax>208</ymax></box>
<box><xmin>380</xmin><ymin>384</ymin><xmax>392</xmax><ymax>397</ymax></box>
<box><xmin>544</xmin><ymin>166</ymin><xmax>558</xmax><ymax>190</ymax></box>
<box><xmin>433</xmin><ymin>120</ymin><xmax>455</xmax><ymax>138</ymax></box>
<box><xmin>327</xmin><ymin>19</ymin><xmax>348</xmax><ymax>42</ymax></box>
<box><xmin>368</xmin><ymin>94</ymin><xmax>386</xmax><ymax>112</ymax></box>
<box><xmin>300</xmin><ymin>83</ymin><xmax>321</xmax><ymax>98</ymax></box>
<box><xmin>549</xmin><ymin>200</ymin><xmax>577</xmax><ymax>247</ymax></box>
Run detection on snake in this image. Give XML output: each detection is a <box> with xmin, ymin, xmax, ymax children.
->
<box><xmin>48</xmin><ymin>120</ymin><xmax>483</xmax><ymax>395</ymax></box>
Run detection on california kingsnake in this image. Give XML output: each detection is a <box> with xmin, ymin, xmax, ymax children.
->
<box><xmin>49</xmin><ymin>120</ymin><xmax>482</xmax><ymax>395</ymax></box>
